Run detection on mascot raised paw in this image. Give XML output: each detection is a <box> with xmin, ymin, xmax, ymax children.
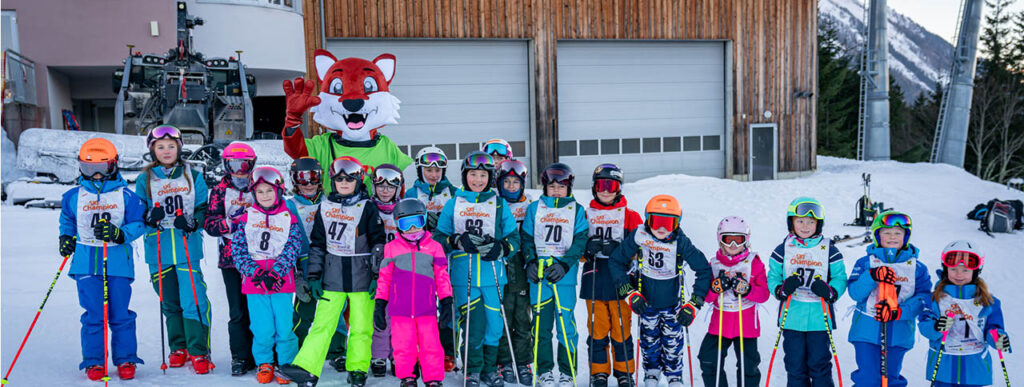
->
<box><xmin>281</xmin><ymin>49</ymin><xmax>413</xmax><ymax>193</ymax></box>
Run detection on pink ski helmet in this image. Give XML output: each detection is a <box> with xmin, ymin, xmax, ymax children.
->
<box><xmin>222</xmin><ymin>142</ymin><xmax>257</xmax><ymax>175</ymax></box>
<box><xmin>717</xmin><ymin>216</ymin><xmax>751</xmax><ymax>247</ymax></box>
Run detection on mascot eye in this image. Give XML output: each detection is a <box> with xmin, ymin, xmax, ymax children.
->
<box><xmin>329</xmin><ymin>78</ymin><xmax>343</xmax><ymax>95</ymax></box>
<box><xmin>363</xmin><ymin>77</ymin><xmax>379</xmax><ymax>93</ymax></box>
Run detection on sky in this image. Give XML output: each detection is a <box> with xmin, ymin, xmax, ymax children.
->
<box><xmin>888</xmin><ymin>0</ymin><xmax>1024</xmax><ymax>44</ymax></box>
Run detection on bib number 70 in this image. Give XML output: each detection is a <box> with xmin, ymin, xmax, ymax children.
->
<box><xmin>544</xmin><ymin>224</ymin><xmax>563</xmax><ymax>243</ymax></box>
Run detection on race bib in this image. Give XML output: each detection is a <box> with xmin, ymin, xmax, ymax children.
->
<box><xmin>244</xmin><ymin>207</ymin><xmax>291</xmax><ymax>261</ymax></box>
<box><xmin>533</xmin><ymin>201</ymin><xmax>576</xmax><ymax>257</ymax></box>
<box><xmin>586</xmin><ymin>206</ymin><xmax>626</xmax><ymax>259</ymax></box>
<box><xmin>508</xmin><ymin>197</ymin><xmax>531</xmax><ymax>227</ymax></box>
<box><xmin>76</xmin><ymin>187</ymin><xmax>126</xmax><ymax>246</ymax></box>
<box><xmin>225</xmin><ymin>187</ymin><xmax>253</xmax><ymax>239</ymax></box>
<box><xmin>710</xmin><ymin>254</ymin><xmax>755</xmax><ymax>311</ymax></box>
<box><xmin>937</xmin><ymin>296</ymin><xmax>987</xmax><ymax>355</ymax></box>
<box><xmin>319</xmin><ymin>200</ymin><xmax>367</xmax><ymax>256</ymax></box>
<box><xmin>864</xmin><ymin>256</ymin><xmax>917</xmax><ymax>308</ymax></box>
<box><xmin>418</xmin><ymin>188</ymin><xmax>453</xmax><ymax>216</ymax></box>
<box><xmin>292</xmin><ymin>199</ymin><xmax>319</xmax><ymax>241</ymax></box>
<box><xmin>380</xmin><ymin>211</ymin><xmax>398</xmax><ymax>243</ymax></box>
<box><xmin>453</xmin><ymin>196</ymin><xmax>497</xmax><ymax>238</ymax></box>
<box><xmin>781</xmin><ymin>236</ymin><xmax>830</xmax><ymax>302</ymax></box>
<box><xmin>635</xmin><ymin>229</ymin><xmax>679</xmax><ymax>280</ymax></box>
<box><xmin>149</xmin><ymin>172</ymin><xmax>195</xmax><ymax>229</ymax></box>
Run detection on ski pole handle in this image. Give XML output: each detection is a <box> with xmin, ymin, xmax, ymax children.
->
<box><xmin>990</xmin><ymin>329</ymin><xmax>1006</xmax><ymax>360</ymax></box>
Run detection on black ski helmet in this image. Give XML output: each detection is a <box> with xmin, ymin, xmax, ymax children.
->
<box><xmin>289</xmin><ymin>157</ymin><xmax>323</xmax><ymax>194</ymax></box>
<box><xmin>460</xmin><ymin>151</ymin><xmax>495</xmax><ymax>191</ymax></box>
<box><xmin>592</xmin><ymin>163</ymin><xmax>624</xmax><ymax>202</ymax></box>
<box><xmin>540</xmin><ymin>163</ymin><xmax>575</xmax><ymax>195</ymax></box>
<box><xmin>394</xmin><ymin>198</ymin><xmax>427</xmax><ymax>220</ymax></box>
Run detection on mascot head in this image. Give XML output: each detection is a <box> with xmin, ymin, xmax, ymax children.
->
<box><xmin>311</xmin><ymin>50</ymin><xmax>401</xmax><ymax>142</ymax></box>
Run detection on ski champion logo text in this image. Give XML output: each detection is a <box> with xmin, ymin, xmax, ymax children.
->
<box><xmin>947</xmin><ymin>302</ymin><xmax>977</xmax><ymax>321</ymax></box>
<box><xmin>458</xmin><ymin>206</ymin><xmax>492</xmax><ymax>219</ymax></box>
<box><xmin>641</xmin><ymin>239</ymin><xmax>672</xmax><ymax>253</ymax></box>
<box><xmin>83</xmin><ymin>201</ymin><xmax>119</xmax><ymax>212</ymax></box>
<box><xmin>250</xmin><ymin>219</ymin><xmax>285</xmax><ymax>233</ymax></box>
<box><xmin>323</xmin><ymin>207</ymin><xmax>356</xmax><ymax>222</ymax></box>
<box><xmin>539</xmin><ymin>212</ymin><xmax>571</xmax><ymax>224</ymax></box>
<box><xmin>157</xmin><ymin>184</ymin><xmax>190</xmax><ymax>196</ymax></box>
<box><xmin>789</xmin><ymin>254</ymin><xmax>824</xmax><ymax>267</ymax></box>
<box><xmin>589</xmin><ymin>215</ymin><xmax>620</xmax><ymax>225</ymax></box>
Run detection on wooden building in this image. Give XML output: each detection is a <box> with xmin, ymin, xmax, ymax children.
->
<box><xmin>299</xmin><ymin>0</ymin><xmax>818</xmax><ymax>182</ymax></box>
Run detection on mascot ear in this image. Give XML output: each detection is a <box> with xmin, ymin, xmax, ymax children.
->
<box><xmin>373</xmin><ymin>54</ymin><xmax>397</xmax><ymax>84</ymax></box>
<box><xmin>314</xmin><ymin>49</ymin><xmax>339</xmax><ymax>82</ymax></box>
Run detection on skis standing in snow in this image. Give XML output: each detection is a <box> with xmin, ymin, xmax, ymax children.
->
<box><xmin>59</xmin><ymin>138</ymin><xmax>146</xmax><ymax>381</ymax></box>
<box><xmin>846</xmin><ymin>210</ymin><xmax>932</xmax><ymax>386</ymax></box>
<box><xmin>136</xmin><ymin>125</ymin><xmax>214</xmax><ymax>374</ymax></box>
<box><xmin>766</xmin><ymin>197</ymin><xmax>848</xmax><ymax>387</ymax></box>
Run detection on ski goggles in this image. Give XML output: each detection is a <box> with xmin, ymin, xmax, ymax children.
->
<box><xmin>541</xmin><ymin>167</ymin><xmax>573</xmax><ymax>185</ymax></box>
<box><xmin>224</xmin><ymin>158</ymin><xmax>256</xmax><ymax>175</ymax></box>
<box><xmin>330</xmin><ymin>158</ymin><xmax>364</xmax><ymax>180</ymax></box>
<box><xmin>877</xmin><ymin>212</ymin><xmax>912</xmax><ymax>229</ymax></box>
<box><xmin>791</xmin><ymin>201</ymin><xmax>824</xmax><ymax>220</ymax></box>
<box><xmin>463</xmin><ymin>152</ymin><xmax>495</xmax><ymax>170</ymax></box>
<box><xmin>594</xmin><ymin>179</ymin><xmax>621</xmax><ymax>193</ymax></box>
<box><xmin>719</xmin><ymin>233</ymin><xmax>748</xmax><ymax>248</ymax></box>
<box><xmin>498</xmin><ymin>160</ymin><xmax>528</xmax><ymax>180</ymax></box>
<box><xmin>396</xmin><ymin>214</ymin><xmax>427</xmax><ymax>231</ymax></box>
<box><xmin>149</xmin><ymin>125</ymin><xmax>181</xmax><ymax>141</ymax></box>
<box><xmin>942</xmin><ymin>250</ymin><xmax>983</xmax><ymax>270</ymax></box>
<box><xmin>292</xmin><ymin>170</ymin><xmax>322</xmax><ymax>186</ymax></box>
<box><xmin>372</xmin><ymin>168</ymin><xmax>403</xmax><ymax>187</ymax></box>
<box><xmin>79</xmin><ymin>159</ymin><xmax>118</xmax><ymax>178</ymax></box>
<box><xmin>647</xmin><ymin>213</ymin><xmax>679</xmax><ymax>231</ymax></box>
<box><xmin>482</xmin><ymin>142</ymin><xmax>511</xmax><ymax>157</ymax></box>
<box><xmin>250</xmin><ymin>166</ymin><xmax>285</xmax><ymax>187</ymax></box>
<box><xmin>417</xmin><ymin>152</ymin><xmax>447</xmax><ymax>168</ymax></box>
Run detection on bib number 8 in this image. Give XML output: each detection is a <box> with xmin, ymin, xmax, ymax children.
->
<box><xmin>90</xmin><ymin>212</ymin><xmax>112</xmax><ymax>227</ymax></box>
<box><xmin>544</xmin><ymin>224</ymin><xmax>563</xmax><ymax>243</ymax></box>
<box><xmin>259</xmin><ymin>231</ymin><xmax>271</xmax><ymax>251</ymax></box>
<box><xmin>465</xmin><ymin>219</ymin><xmax>484</xmax><ymax>236</ymax></box>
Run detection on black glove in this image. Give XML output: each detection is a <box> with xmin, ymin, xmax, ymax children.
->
<box><xmin>710</xmin><ymin>270</ymin><xmax>733</xmax><ymax>294</ymax></box>
<box><xmin>253</xmin><ymin>268</ymin><xmax>277</xmax><ymax>291</ymax></box>
<box><xmin>625</xmin><ymin>290</ymin><xmax>647</xmax><ymax>315</ymax></box>
<box><xmin>174</xmin><ymin>215</ymin><xmax>198</xmax><ymax>233</ymax></box>
<box><xmin>371</xmin><ymin>244</ymin><xmax>385</xmax><ymax>273</ymax></box>
<box><xmin>810</xmin><ymin>277</ymin><xmax>835</xmax><ymax>302</ymax></box>
<box><xmin>93</xmin><ymin>221</ymin><xmax>125</xmax><ymax>244</ymax></box>
<box><xmin>776</xmin><ymin>274</ymin><xmax>803</xmax><ymax>300</ymax></box>
<box><xmin>457</xmin><ymin>233</ymin><xmax>479</xmax><ymax>254</ymax></box>
<box><xmin>425</xmin><ymin>212</ymin><xmax>439</xmax><ymax>231</ymax></box>
<box><xmin>584</xmin><ymin>236</ymin><xmax>604</xmax><ymax>261</ymax></box>
<box><xmin>145</xmin><ymin>206</ymin><xmax>166</xmax><ymax>228</ymax></box>
<box><xmin>438</xmin><ymin>297</ymin><xmax>454</xmax><ymax>327</ymax></box>
<box><xmin>294</xmin><ymin>271</ymin><xmax>312</xmax><ymax>303</ymax></box>
<box><xmin>870</xmin><ymin>266</ymin><xmax>897</xmax><ymax>284</ymax></box>
<box><xmin>733</xmin><ymin>276</ymin><xmax>751</xmax><ymax>297</ymax></box>
<box><xmin>677</xmin><ymin>302</ymin><xmax>698</xmax><ymax>327</ymax></box>
<box><xmin>933</xmin><ymin>314</ymin><xmax>953</xmax><ymax>333</ymax></box>
<box><xmin>373</xmin><ymin>299</ymin><xmax>389</xmax><ymax>331</ymax></box>
<box><xmin>481</xmin><ymin>240</ymin><xmax>509</xmax><ymax>262</ymax></box>
<box><xmin>995</xmin><ymin>333</ymin><xmax>1012</xmax><ymax>352</ymax></box>
<box><xmin>601</xmin><ymin>240</ymin><xmax>620</xmax><ymax>257</ymax></box>
<box><xmin>59</xmin><ymin>235</ymin><xmax>76</xmax><ymax>256</ymax></box>
<box><xmin>525</xmin><ymin>260</ymin><xmax>540</xmax><ymax>283</ymax></box>
<box><xmin>543</xmin><ymin>261</ymin><xmax>570</xmax><ymax>283</ymax></box>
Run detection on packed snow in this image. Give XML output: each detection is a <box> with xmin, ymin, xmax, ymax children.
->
<box><xmin>2</xmin><ymin>156</ymin><xmax>1021</xmax><ymax>386</ymax></box>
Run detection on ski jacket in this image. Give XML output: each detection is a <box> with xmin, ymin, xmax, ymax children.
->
<box><xmin>59</xmin><ymin>174</ymin><xmax>146</xmax><ymax>278</ymax></box>
<box><xmin>231</xmin><ymin>199</ymin><xmax>302</xmax><ymax>294</ymax></box>
<box><xmin>204</xmin><ymin>175</ymin><xmax>253</xmax><ymax>268</ymax></box>
<box><xmin>375</xmin><ymin>231</ymin><xmax>454</xmax><ymax>317</ymax></box>
<box><xmin>918</xmin><ymin>283</ymin><xmax>1007</xmax><ymax>386</ymax></box>
<box><xmin>847</xmin><ymin>244</ymin><xmax>932</xmax><ymax>349</ymax></box>
<box><xmin>307</xmin><ymin>191</ymin><xmax>387</xmax><ymax>292</ymax></box>
<box><xmin>608</xmin><ymin>227</ymin><xmax>713</xmax><ymax>309</ymax></box>
<box><xmin>285</xmin><ymin>132</ymin><xmax>413</xmax><ymax>194</ymax></box>
<box><xmin>581</xmin><ymin>197</ymin><xmax>643</xmax><ymax>301</ymax></box>
<box><xmin>520</xmin><ymin>195</ymin><xmax>589</xmax><ymax>286</ymax></box>
<box><xmin>136</xmin><ymin>165</ymin><xmax>207</xmax><ymax>267</ymax></box>
<box><xmin>504</xmin><ymin>193</ymin><xmax>533</xmax><ymax>293</ymax></box>
<box><xmin>704</xmin><ymin>250</ymin><xmax>771</xmax><ymax>338</ymax></box>
<box><xmin>767</xmin><ymin>235</ymin><xmax>848</xmax><ymax>332</ymax></box>
<box><xmin>406</xmin><ymin>178</ymin><xmax>457</xmax><ymax>217</ymax></box>
<box><xmin>435</xmin><ymin>188</ymin><xmax>520</xmax><ymax>288</ymax></box>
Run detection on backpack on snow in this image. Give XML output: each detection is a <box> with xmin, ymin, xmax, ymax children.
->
<box><xmin>977</xmin><ymin>199</ymin><xmax>1022</xmax><ymax>234</ymax></box>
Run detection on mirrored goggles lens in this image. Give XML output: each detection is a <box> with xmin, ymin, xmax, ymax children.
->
<box><xmin>594</xmin><ymin>179</ymin><xmax>621</xmax><ymax>193</ymax></box>
<box><xmin>225</xmin><ymin>159</ymin><xmax>255</xmax><ymax>174</ymax></box>
<box><xmin>648</xmin><ymin>214</ymin><xmax>678</xmax><ymax>231</ymax></box>
<box><xmin>483</xmin><ymin>142</ymin><xmax>510</xmax><ymax>157</ymax></box>
<box><xmin>542</xmin><ymin>169</ymin><xmax>572</xmax><ymax>185</ymax></box>
<box><xmin>397</xmin><ymin>214</ymin><xmax>426</xmax><ymax>231</ymax></box>
<box><xmin>942</xmin><ymin>251</ymin><xmax>981</xmax><ymax>270</ymax></box>
<box><xmin>330</xmin><ymin>159</ymin><xmax>363</xmax><ymax>179</ymax></box>
<box><xmin>293</xmin><ymin>170</ymin><xmax>322</xmax><ymax>186</ymax></box>
<box><xmin>879</xmin><ymin>213</ymin><xmax>911</xmax><ymax>228</ymax></box>
<box><xmin>719</xmin><ymin>233</ymin><xmax>748</xmax><ymax>247</ymax></box>
<box><xmin>793</xmin><ymin>202</ymin><xmax>824</xmax><ymax>219</ymax></box>
<box><xmin>465</xmin><ymin>153</ymin><xmax>494</xmax><ymax>169</ymax></box>
<box><xmin>251</xmin><ymin>167</ymin><xmax>284</xmax><ymax>186</ymax></box>
<box><xmin>417</xmin><ymin>152</ymin><xmax>447</xmax><ymax>168</ymax></box>
<box><xmin>498</xmin><ymin>160</ymin><xmax>528</xmax><ymax>177</ymax></box>
<box><xmin>80</xmin><ymin>160</ymin><xmax>116</xmax><ymax>178</ymax></box>
<box><xmin>150</xmin><ymin>125</ymin><xmax>181</xmax><ymax>140</ymax></box>
<box><xmin>373</xmin><ymin>168</ymin><xmax>403</xmax><ymax>187</ymax></box>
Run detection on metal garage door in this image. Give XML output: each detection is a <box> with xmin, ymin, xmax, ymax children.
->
<box><xmin>325</xmin><ymin>40</ymin><xmax>531</xmax><ymax>183</ymax></box>
<box><xmin>556</xmin><ymin>41</ymin><xmax>727</xmax><ymax>184</ymax></box>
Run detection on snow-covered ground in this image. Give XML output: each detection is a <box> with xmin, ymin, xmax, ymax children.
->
<box><xmin>2</xmin><ymin>156</ymin><xmax>1022</xmax><ymax>386</ymax></box>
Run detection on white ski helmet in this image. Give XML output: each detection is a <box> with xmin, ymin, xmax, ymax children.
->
<box><xmin>481</xmin><ymin>138</ymin><xmax>514</xmax><ymax>159</ymax></box>
<box><xmin>414</xmin><ymin>146</ymin><xmax>449</xmax><ymax>182</ymax></box>
<box><xmin>717</xmin><ymin>216</ymin><xmax>750</xmax><ymax>246</ymax></box>
<box><xmin>941</xmin><ymin>240</ymin><xmax>985</xmax><ymax>271</ymax></box>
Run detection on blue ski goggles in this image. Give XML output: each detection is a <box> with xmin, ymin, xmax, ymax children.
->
<box><xmin>396</xmin><ymin>214</ymin><xmax>427</xmax><ymax>231</ymax></box>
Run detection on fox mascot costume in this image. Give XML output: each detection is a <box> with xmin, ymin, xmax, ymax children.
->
<box><xmin>281</xmin><ymin>50</ymin><xmax>413</xmax><ymax>193</ymax></box>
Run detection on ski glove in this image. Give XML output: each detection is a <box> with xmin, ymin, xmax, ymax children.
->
<box><xmin>174</xmin><ymin>215</ymin><xmax>198</xmax><ymax>233</ymax></box>
<box><xmin>525</xmin><ymin>260</ymin><xmax>540</xmax><ymax>283</ymax></box>
<box><xmin>145</xmin><ymin>206</ymin><xmax>166</xmax><ymax>228</ymax></box>
<box><xmin>309</xmin><ymin>279</ymin><xmax>325</xmax><ymax>300</ymax></box>
<box><xmin>602</xmin><ymin>240</ymin><xmax>621</xmax><ymax>257</ymax></box>
<box><xmin>776</xmin><ymin>274</ymin><xmax>802</xmax><ymax>300</ymax></box>
<box><xmin>426</xmin><ymin>212</ymin><xmax>439</xmax><ymax>231</ymax></box>
<box><xmin>481</xmin><ymin>240</ymin><xmax>511</xmax><ymax>262</ymax></box>
<box><xmin>253</xmin><ymin>268</ymin><xmax>279</xmax><ymax>291</ymax></box>
<box><xmin>584</xmin><ymin>236</ymin><xmax>604</xmax><ymax>261</ymax></box>
<box><xmin>294</xmin><ymin>271</ymin><xmax>312</xmax><ymax>303</ymax></box>
<box><xmin>370</xmin><ymin>244</ymin><xmax>385</xmax><ymax>273</ymax></box>
<box><xmin>283</xmin><ymin>77</ymin><xmax>321</xmax><ymax>128</ymax></box>
<box><xmin>438</xmin><ymin>297</ymin><xmax>454</xmax><ymax>328</ymax></box>
<box><xmin>995</xmin><ymin>333</ymin><xmax>1011</xmax><ymax>352</ymax></box>
<box><xmin>733</xmin><ymin>276</ymin><xmax>751</xmax><ymax>297</ymax></box>
<box><xmin>59</xmin><ymin>235</ymin><xmax>76</xmax><ymax>256</ymax></box>
<box><xmin>93</xmin><ymin>221</ymin><xmax>125</xmax><ymax>244</ymax></box>
<box><xmin>373</xmin><ymin>300</ymin><xmax>389</xmax><ymax>331</ymax></box>
<box><xmin>710</xmin><ymin>270</ymin><xmax>733</xmax><ymax>294</ymax></box>
<box><xmin>677</xmin><ymin>302</ymin><xmax>698</xmax><ymax>327</ymax></box>
<box><xmin>870</xmin><ymin>266</ymin><xmax>897</xmax><ymax>284</ymax></box>
<box><xmin>933</xmin><ymin>314</ymin><xmax>954</xmax><ymax>333</ymax></box>
<box><xmin>625</xmin><ymin>291</ymin><xmax>648</xmax><ymax>315</ymax></box>
<box><xmin>874</xmin><ymin>302</ymin><xmax>901</xmax><ymax>322</ymax></box>
<box><xmin>810</xmin><ymin>277</ymin><xmax>836</xmax><ymax>302</ymax></box>
<box><xmin>543</xmin><ymin>261</ymin><xmax>570</xmax><ymax>283</ymax></box>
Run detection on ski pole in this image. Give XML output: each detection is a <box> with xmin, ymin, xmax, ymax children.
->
<box><xmin>878</xmin><ymin>282</ymin><xmax>898</xmax><ymax>387</ymax></box>
<box><xmin>714</xmin><ymin>296</ymin><xmax>725</xmax><ymax>387</ymax></box>
<box><xmin>489</xmin><ymin>257</ymin><xmax>521</xmax><ymax>385</ymax></box>
<box><xmin>679</xmin><ymin>265</ymin><xmax>694</xmax><ymax>387</ymax></box>
<box><xmin>765</xmin><ymin>294</ymin><xmax>793</xmax><ymax>387</ymax></box>
<box><xmin>177</xmin><ymin>209</ymin><xmax>209</xmax><ymax>356</ymax></box>
<box><xmin>816</xmin><ymin>276</ymin><xmax>842</xmax><ymax>387</ymax></box>
<box><xmin>102</xmin><ymin>238</ymin><xmax>111</xmax><ymax>386</ymax></box>
<box><xmin>586</xmin><ymin>262</ymin><xmax>596</xmax><ymax>384</ymax></box>
<box><xmin>531</xmin><ymin>258</ymin><xmax>547</xmax><ymax>385</ymax></box>
<box><xmin>550</xmin><ymin>270</ymin><xmax>576</xmax><ymax>385</ymax></box>
<box><xmin>928</xmin><ymin>312</ymin><xmax>955</xmax><ymax>386</ymax></box>
<box><xmin>463</xmin><ymin>253</ymin><xmax>473</xmax><ymax>386</ymax></box>
<box><xmin>989</xmin><ymin>329</ymin><xmax>1011</xmax><ymax>387</ymax></box>
<box><xmin>154</xmin><ymin>203</ymin><xmax>168</xmax><ymax>373</ymax></box>
<box><xmin>738</xmin><ymin>291</ymin><xmax>746</xmax><ymax>387</ymax></box>
<box><xmin>635</xmin><ymin>254</ymin><xmax>643</xmax><ymax>387</ymax></box>
<box><xmin>1</xmin><ymin>254</ymin><xmax>72</xmax><ymax>384</ymax></box>
<box><xmin>613</xmin><ymin>295</ymin><xmax>633</xmax><ymax>381</ymax></box>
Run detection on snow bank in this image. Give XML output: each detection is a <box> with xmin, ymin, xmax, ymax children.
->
<box><xmin>1</xmin><ymin>128</ymin><xmax>32</xmax><ymax>184</ymax></box>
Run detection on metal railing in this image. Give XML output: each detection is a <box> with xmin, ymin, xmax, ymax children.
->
<box><xmin>2</xmin><ymin>50</ymin><xmax>37</xmax><ymax>105</ymax></box>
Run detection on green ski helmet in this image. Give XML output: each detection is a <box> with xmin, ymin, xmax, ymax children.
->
<box><xmin>870</xmin><ymin>210</ymin><xmax>912</xmax><ymax>247</ymax></box>
<box><xmin>786</xmin><ymin>196</ymin><xmax>825</xmax><ymax>236</ymax></box>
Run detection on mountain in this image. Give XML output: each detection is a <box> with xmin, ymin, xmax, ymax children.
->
<box><xmin>819</xmin><ymin>0</ymin><xmax>956</xmax><ymax>102</ymax></box>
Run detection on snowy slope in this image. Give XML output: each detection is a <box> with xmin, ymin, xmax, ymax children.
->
<box><xmin>2</xmin><ymin>156</ymin><xmax>1022</xmax><ymax>386</ymax></box>
<box><xmin>820</xmin><ymin>0</ymin><xmax>955</xmax><ymax>101</ymax></box>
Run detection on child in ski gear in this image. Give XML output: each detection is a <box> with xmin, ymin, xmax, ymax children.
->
<box><xmin>766</xmin><ymin>197</ymin><xmax>848</xmax><ymax>387</ymax></box>
<box><xmin>369</xmin><ymin>163</ymin><xmax>405</xmax><ymax>377</ymax></box>
<box><xmin>482</xmin><ymin>138</ymin><xmax>514</xmax><ymax>164</ymax></box>
<box><xmin>136</xmin><ymin>125</ymin><xmax>214</xmax><ymax>374</ymax></box>
<box><xmin>846</xmin><ymin>210</ymin><xmax>931</xmax><ymax>387</ymax></box>
<box><xmin>230</xmin><ymin>166</ymin><xmax>302</xmax><ymax>384</ymax></box>
<box><xmin>919</xmin><ymin>240</ymin><xmax>1010</xmax><ymax>387</ymax></box>
<box><xmin>519</xmin><ymin>163</ymin><xmax>589</xmax><ymax>386</ymax></box>
<box><xmin>609</xmin><ymin>194</ymin><xmax>713</xmax><ymax>387</ymax></box>
<box><xmin>279</xmin><ymin>156</ymin><xmax>387</xmax><ymax>387</ymax></box>
<box><xmin>374</xmin><ymin>198</ymin><xmax>454</xmax><ymax>387</ymax></box>
<box><xmin>59</xmin><ymin>138</ymin><xmax>146</xmax><ymax>380</ymax></box>
<box><xmin>435</xmin><ymin>151</ymin><xmax>521</xmax><ymax>386</ymax></box>
<box><xmin>286</xmin><ymin>157</ymin><xmax>348</xmax><ymax>364</ymax></box>
<box><xmin>407</xmin><ymin>146</ymin><xmax>457</xmax><ymax>232</ymax></box>
<box><xmin>581</xmin><ymin>164</ymin><xmax>643</xmax><ymax>387</ymax></box>
<box><xmin>203</xmin><ymin>141</ymin><xmax>258</xmax><ymax>376</ymax></box>
<box><xmin>495</xmin><ymin>159</ymin><xmax>536</xmax><ymax>385</ymax></box>
<box><xmin>698</xmin><ymin>216</ymin><xmax>769</xmax><ymax>387</ymax></box>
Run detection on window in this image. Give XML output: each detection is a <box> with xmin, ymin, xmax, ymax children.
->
<box><xmin>197</xmin><ymin>0</ymin><xmax>301</xmax><ymax>13</ymax></box>
<box><xmin>622</xmin><ymin>138</ymin><xmax>641</xmax><ymax>154</ymax></box>
<box><xmin>703</xmin><ymin>135</ymin><xmax>721</xmax><ymax>151</ymax></box>
<box><xmin>601</xmin><ymin>139</ymin><xmax>620</xmax><ymax>155</ymax></box>
<box><xmin>663</xmin><ymin>137</ymin><xmax>681</xmax><ymax>152</ymax></box>
<box><xmin>579</xmin><ymin>140</ymin><xmax>599</xmax><ymax>155</ymax></box>
<box><xmin>510</xmin><ymin>141</ymin><xmax>527</xmax><ymax>157</ymax></box>
<box><xmin>683</xmin><ymin>136</ymin><xmax>701</xmax><ymax>151</ymax></box>
<box><xmin>558</xmin><ymin>141</ymin><xmax>578</xmax><ymax>156</ymax></box>
<box><xmin>643</xmin><ymin>137</ymin><xmax>661</xmax><ymax>153</ymax></box>
<box><xmin>437</xmin><ymin>144</ymin><xmax>457</xmax><ymax>160</ymax></box>
<box><xmin>459</xmin><ymin>143</ymin><xmax>479</xmax><ymax>159</ymax></box>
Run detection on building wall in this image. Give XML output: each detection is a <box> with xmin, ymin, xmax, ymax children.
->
<box><xmin>300</xmin><ymin>0</ymin><xmax>818</xmax><ymax>175</ymax></box>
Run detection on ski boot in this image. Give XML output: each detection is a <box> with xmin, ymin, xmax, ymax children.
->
<box><xmin>190</xmin><ymin>355</ymin><xmax>215</xmax><ymax>374</ymax></box>
<box><xmin>401</xmin><ymin>377</ymin><xmax>418</xmax><ymax>387</ymax></box>
<box><xmin>481</xmin><ymin>370</ymin><xmax>505</xmax><ymax>386</ymax></box>
<box><xmin>500</xmin><ymin>364</ymin><xmax>516</xmax><ymax>384</ymax></box>
<box><xmin>557</xmin><ymin>373</ymin><xmax>574</xmax><ymax>387</ymax></box>
<box><xmin>257</xmin><ymin>363</ymin><xmax>276</xmax><ymax>384</ymax></box>
<box><xmin>348</xmin><ymin>371</ymin><xmax>368</xmax><ymax>387</ymax></box>
<box><xmin>516</xmin><ymin>365</ymin><xmax>533</xmax><ymax>386</ymax></box>
<box><xmin>391</xmin><ymin>359</ymin><xmax>397</xmax><ymax>377</ymax></box>
<box><xmin>117</xmin><ymin>363</ymin><xmax>136</xmax><ymax>380</ymax></box>
<box><xmin>444</xmin><ymin>355</ymin><xmax>457</xmax><ymax>372</ymax></box>
<box><xmin>277</xmin><ymin>364</ymin><xmax>318</xmax><ymax>387</ymax></box>
<box><xmin>590</xmin><ymin>373</ymin><xmax>609</xmax><ymax>387</ymax></box>
<box><xmin>536</xmin><ymin>371</ymin><xmax>556</xmax><ymax>387</ymax></box>
<box><xmin>424</xmin><ymin>381</ymin><xmax>444</xmax><ymax>387</ymax></box>
<box><xmin>329</xmin><ymin>355</ymin><xmax>346</xmax><ymax>372</ymax></box>
<box><xmin>370</xmin><ymin>358</ymin><xmax>388</xmax><ymax>377</ymax></box>
<box><xmin>231</xmin><ymin>358</ymin><xmax>255</xmax><ymax>376</ymax></box>
<box><xmin>168</xmin><ymin>349</ymin><xmax>189</xmax><ymax>368</ymax></box>
<box><xmin>273</xmin><ymin>365</ymin><xmax>290</xmax><ymax>385</ymax></box>
<box><xmin>465</xmin><ymin>373</ymin><xmax>482</xmax><ymax>387</ymax></box>
<box><xmin>615</xmin><ymin>374</ymin><xmax>636</xmax><ymax>387</ymax></box>
<box><xmin>86</xmin><ymin>365</ymin><xmax>106</xmax><ymax>381</ymax></box>
<box><xmin>667</xmin><ymin>377</ymin><xmax>684</xmax><ymax>387</ymax></box>
<box><xmin>643</xmin><ymin>371</ymin><xmax>660</xmax><ymax>387</ymax></box>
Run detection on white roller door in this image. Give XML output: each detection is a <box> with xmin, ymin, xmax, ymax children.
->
<box><xmin>556</xmin><ymin>41</ymin><xmax>727</xmax><ymax>184</ymax></box>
